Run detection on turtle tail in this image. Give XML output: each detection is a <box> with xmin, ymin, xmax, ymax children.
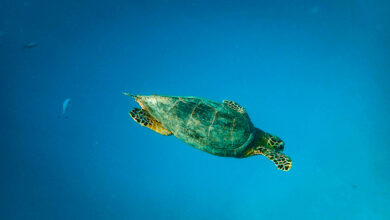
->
<box><xmin>124</xmin><ymin>92</ymin><xmax>149</xmax><ymax>110</ymax></box>
<box><xmin>123</xmin><ymin>92</ymin><xmax>138</xmax><ymax>99</ymax></box>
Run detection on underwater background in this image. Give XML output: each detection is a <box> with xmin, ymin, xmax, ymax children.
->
<box><xmin>1</xmin><ymin>0</ymin><xmax>390</xmax><ymax>219</ymax></box>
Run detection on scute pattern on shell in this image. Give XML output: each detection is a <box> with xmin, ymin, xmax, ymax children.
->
<box><xmin>135</xmin><ymin>95</ymin><xmax>255</xmax><ymax>157</ymax></box>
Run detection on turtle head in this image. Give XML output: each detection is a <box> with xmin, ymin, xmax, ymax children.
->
<box><xmin>251</xmin><ymin>133</ymin><xmax>292</xmax><ymax>171</ymax></box>
<box><xmin>264</xmin><ymin>133</ymin><xmax>285</xmax><ymax>152</ymax></box>
<box><xmin>249</xmin><ymin>130</ymin><xmax>292</xmax><ymax>171</ymax></box>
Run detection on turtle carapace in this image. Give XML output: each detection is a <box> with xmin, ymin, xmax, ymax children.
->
<box><xmin>124</xmin><ymin>93</ymin><xmax>292</xmax><ymax>171</ymax></box>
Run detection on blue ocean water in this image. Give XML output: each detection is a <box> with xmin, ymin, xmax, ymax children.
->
<box><xmin>1</xmin><ymin>0</ymin><xmax>390</xmax><ymax>219</ymax></box>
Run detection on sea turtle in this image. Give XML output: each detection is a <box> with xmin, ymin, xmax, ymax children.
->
<box><xmin>124</xmin><ymin>93</ymin><xmax>292</xmax><ymax>171</ymax></box>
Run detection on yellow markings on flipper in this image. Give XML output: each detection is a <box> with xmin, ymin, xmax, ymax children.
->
<box><xmin>222</xmin><ymin>100</ymin><xmax>246</xmax><ymax>114</ymax></box>
<box><xmin>129</xmin><ymin>108</ymin><xmax>172</xmax><ymax>136</ymax></box>
<box><xmin>256</xmin><ymin>147</ymin><xmax>292</xmax><ymax>171</ymax></box>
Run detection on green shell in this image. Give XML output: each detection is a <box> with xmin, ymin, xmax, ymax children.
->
<box><xmin>137</xmin><ymin>95</ymin><xmax>255</xmax><ymax>157</ymax></box>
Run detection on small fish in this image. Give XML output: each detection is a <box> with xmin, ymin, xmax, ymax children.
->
<box><xmin>58</xmin><ymin>98</ymin><xmax>71</xmax><ymax>118</ymax></box>
<box><xmin>23</xmin><ymin>41</ymin><xmax>39</xmax><ymax>49</ymax></box>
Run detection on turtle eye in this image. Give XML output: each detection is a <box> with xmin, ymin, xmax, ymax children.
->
<box><xmin>278</xmin><ymin>142</ymin><xmax>285</xmax><ymax>151</ymax></box>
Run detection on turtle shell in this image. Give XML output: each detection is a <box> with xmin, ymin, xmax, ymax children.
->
<box><xmin>135</xmin><ymin>95</ymin><xmax>255</xmax><ymax>157</ymax></box>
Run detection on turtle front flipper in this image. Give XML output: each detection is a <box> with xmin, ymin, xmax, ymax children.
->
<box><xmin>222</xmin><ymin>100</ymin><xmax>246</xmax><ymax>114</ymax></box>
<box><xmin>129</xmin><ymin>108</ymin><xmax>172</xmax><ymax>136</ymax></box>
<box><xmin>256</xmin><ymin>147</ymin><xmax>292</xmax><ymax>171</ymax></box>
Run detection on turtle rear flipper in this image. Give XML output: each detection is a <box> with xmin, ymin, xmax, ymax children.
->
<box><xmin>129</xmin><ymin>108</ymin><xmax>172</xmax><ymax>136</ymax></box>
<box><xmin>257</xmin><ymin>147</ymin><xmax>292</xmax><ymax>171</ymax></box>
